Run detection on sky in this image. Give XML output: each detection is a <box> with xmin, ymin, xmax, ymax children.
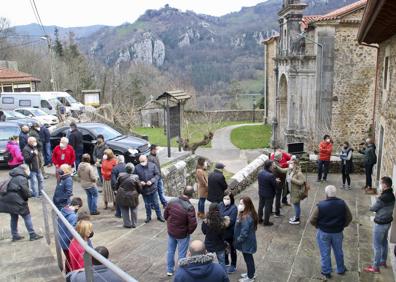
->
<box><xmin>3</xmin><ymin>0</ymin><xmax>266</xmax><ymax>27</ymax></box>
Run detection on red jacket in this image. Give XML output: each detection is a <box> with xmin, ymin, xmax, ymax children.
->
<box><xmin>164</xmin><ymin>196</ymin><xmax>197</xmax><ymax>239</ymax></box>
<box><xmin>270</xmin><ymin>151</ymin><xmax>291</xmax><ymax>168</ymax></box>
<box><xmin>68</xmin><ymin>238</ymin><xmax>85</xmax><ymax>271</ymax></box>
<box><xmin>52</xmin><ymin>145</ymin><xmax>76</xmax><ymax>168</ymax></box>
<box><xmin>101</xmin><ymin>158</ymin><xmax>117</xmax><ymax>181</ymax></box>
<box><xmin>319</xmin><ymin>141</ymin><xmax>333</xmax><ymax>161</ymax></box>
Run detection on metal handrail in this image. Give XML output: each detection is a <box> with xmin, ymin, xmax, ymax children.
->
<box><xmin>41</xmin><ymin>190</ymin><xmax>138</xmax><ymax>282</ymax></box>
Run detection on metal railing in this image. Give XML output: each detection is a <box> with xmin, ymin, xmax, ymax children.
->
<box><xmin>40</xmin><ymin>190</ymin><xmax>138</xmax><ymax>282</ymax></box>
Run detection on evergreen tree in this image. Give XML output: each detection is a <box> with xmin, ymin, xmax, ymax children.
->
<box><xmin>53</xmin><ymin>27</ymin><xmax>64</xmax><ymax>57</ymax></box>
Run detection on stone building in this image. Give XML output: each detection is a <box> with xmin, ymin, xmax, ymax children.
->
<box><xmin>0</xmin><ymin>63</ymin><xmax>41</xmax><ymax>93</ymax></box>
<box><xmin>358</xmin><ymin>0</ymin><xmax>396</xmax><ymax>186</ymax></box>
<box><xmin>265</xmin><ymin>0</ymin><xmax>377</xmax><ymax>151</ymax></box>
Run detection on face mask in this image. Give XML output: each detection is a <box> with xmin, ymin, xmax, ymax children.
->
<box><xmin>97</xmin><ymin>139</ymin><xmax>103</xmax><ymax>144</ymax></box>
<box><xmin>58</xmin><ymin>169</ymin><xmax>65</xmax><ymax>176</ymax></box>
<box><xmin>88</xmin><ymin>231</ymin><xmax>94</xmax><ymax>238</ymax></box>
<box><xmin>326</xmin><ymin>139</ymin><xmax>331</xmax><ymax>143</ymax></box>
<box><xmin>238</xmin><ymin>204</ymin><xmax>245</xmax><ymax>213</ymax></box>
<box><xmin>223</xmin><ymin>199</ymin><xmax>231</xmax><ymax>206</ymax></box>
<box><xmin>102</xmin><ymin>155</ymin><xmax>108</xmax><ymax>160</ymax></box>
<box><xmin>289</xmin><ymin>164</ymin><xmax>294</xmax><ymax>169</ymax></box>
<box><xmin>60</xmin><ymin>143</ymin><xmax>66</xmax><ymax>149</ymax></box>
<box><xmin>141</xmin><ymin>161</ymin><xmax>148</xmax><ymax>166</ymax></box>
<box><xmin>24</xmin><ymin>169</ymin><xmax>31</xmax><ymax>177</ymax></box>
<box><xmin>35</xmin><ymin>127</ymin><xmax>40</xmax><ymax>132</ymax></box>
<box><xmin>32</xmin><ymin>142</ymin><xmax>37</xmax><ymax>147</ymax></box>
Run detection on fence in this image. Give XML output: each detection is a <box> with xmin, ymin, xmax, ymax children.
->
<box><xmin>40</xmin><ymin>190</ymin><xmax>138</xmax><ymax>282</ymax></box>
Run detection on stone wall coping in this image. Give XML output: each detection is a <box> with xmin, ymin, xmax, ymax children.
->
<box><xmin>309</xmin><ymin>153</ymin><xmax>364</xmax><ymax>161</ymax></box>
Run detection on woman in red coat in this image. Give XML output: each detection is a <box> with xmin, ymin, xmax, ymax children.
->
<box><xmin>69</xmin><ymin>220</ymin><xmax>94</xmax><ymax>271</ymax></box>
<box><xmin>101</xmin><ymin>149</ymin><xmax>117</xmax><ymax>210</ymax></box>
<box><xmin>52</xmin><ymin>137</ymin><xmax>76</xmax><ymax>181</ymax></box>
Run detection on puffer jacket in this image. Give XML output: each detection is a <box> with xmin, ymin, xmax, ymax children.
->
<box><xmin>0</xmin><ymin>166</ymin><xmax>31</xmax><ymax>216</ymax></box>
<box><xmin>234</xmin><ymin>214</ymin><xmax>257</xmax><ymax>254</ymax></box>
<box><xmin>164</xmin><ymin>195</ymin><xmax>197</xmax><ymax>239</ymax></box>
<box><xmin>174</xmin><ymin>253</ymin><xmax>229</xmax><ymax>282</ymax></box>
<box><xmin>58</xmin><ymin>206</ymin><xmax>78</xmax><ymax>250</ymax></box>
<box><xmin>319</xmin><ymin>141</ymin><xmax>333</xmax><ymax>161</ymax></box>
<box><xmin>53</xmin><ymin>174</ymin><xmax>73</xmax><ymax>210</ymax></box>
<box><xmin>6</xmin><ymin>141</ymin><xmax>24</xmax><ymax>167</ymax></box>
<box><xmin>77</xmin><ymin>162</ymin><xmax>97</xmax><ymax>189</ymax></box>
<box><xmin>370</xmin><ymin>188</ymin><xmax>395</xmax><ymax>225</ymax></box>
<box><xmin>134</xmin><ymin>162</ymin><xmax>160</xmax><ymax>195</ymax></box>
<box><xmin>115</xmin><ymin>173</ymin><xmax>141</xmax><ymax>208</ymax></box>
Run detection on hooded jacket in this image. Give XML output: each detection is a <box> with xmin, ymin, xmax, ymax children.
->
<box><xmin>0</xmin><ymin>166</ymin><xmax>31</xmax><ymax>216</ymax></box>
<box><xmin>174</xmin><ymin>253</ymin><xmax>229</xmax><ymax>282</ymax></box>
<box><xmin>6</xmin><ymin>140</ymin><xmax>24</xmax><ymax>167</ymax></box>
<box><xmin>370</xmin><ymin>188</ymin><xmax>395</xmax><ymax>225</ymax></box>
<box><xmin>77</xmin><ymin>162</ymin><xmax>97</xmax><ymax>189</ymax></box>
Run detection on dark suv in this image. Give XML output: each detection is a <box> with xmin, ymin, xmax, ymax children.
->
<box><xmin>50</xmin><ymin>123</ymin><xmax>150</xmax><ymax>164</ymax></box>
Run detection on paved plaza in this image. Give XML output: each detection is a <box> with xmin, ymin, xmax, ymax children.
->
<box><xmin>0</xmin><ymin>167</ymin><xmax>395</xmax><ymax>282</ymax></box>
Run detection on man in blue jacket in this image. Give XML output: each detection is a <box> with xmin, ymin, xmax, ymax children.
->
<box><xmin>257</xmin><ymin>160</ymin><xmax>279</xmax><ymax>226</ymax></box>
<box><xmin>39</xmin><ymin>124</ymin><xmax>52</xmax><ymax>167</ymax></box>
<box><xmin>174</xmin><ymin>240</ymin><xmax>229</xmax><ymax>282</ymax></box>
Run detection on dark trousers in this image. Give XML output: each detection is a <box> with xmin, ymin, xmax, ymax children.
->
<box><xmin>274</xmin><ymin>187</ymin><xmax>282</xmax><ymax>215</ymax></box>
<box><xmin>225</xmin><ymin>237</ymin><xmax>237</xmax><ymax>267</ymax></box>
<box><xmin>365</xmin><ymin>163</ymin><xmax>374</xmax><ymax>188</ymax></box>
<box><xmin>75</xmin><ymin>148</ymin><xmax>83</xmax><ymax>170</ymax></box>
<box><xmin>242</xmin><ymin>253</ymin><xmax>255</xmax><ymax>279</ymax></box>
<box><xmin>341</xmin><ymin>165</ymin><xmax>351</xmax><ymax>186</ymax></box>
<box><xmin>318</xmin><ymin>160</ymin><xmax>330</xmax><ymax>181</ymax></box>
<box><xmin>258</xmin><ymin>196</ymin><xmax>273</xmax><ymax>224</ymax></box>
<box><xmin>282</xmin><ymin>184</ymin><xmax>289</xmax><ymax>204</ymax></box>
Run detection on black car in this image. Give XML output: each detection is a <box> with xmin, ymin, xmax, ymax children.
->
<box><xmin>50</xmin><ymin>123</ymin><xmax>150</xmax><ymax>164</ymax></box>
<box><xmin>0</xmin><ymin>122</ymin><xmax>21</xmax><ymax>164</ymax></box>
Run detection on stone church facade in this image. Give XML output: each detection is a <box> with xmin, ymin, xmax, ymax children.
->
<box><xmin>264</xmin><ymin>0</ymin><xmax>376</xmax><ymax>151</ymax></box>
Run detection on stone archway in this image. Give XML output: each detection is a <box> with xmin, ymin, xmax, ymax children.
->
<box><xmin>278</xmin><ymin>74</ymin><xmax>288</xmax><ymax>144</ymax></box>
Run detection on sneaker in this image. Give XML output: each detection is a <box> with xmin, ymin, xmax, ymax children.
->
<box><xmin>379</xmin><ymin>262</ymin><xmax>387</xmax><ymax>268</ymax></box>
<box><xmin>30</xmin><ymin>234</ymin><xmax>43</xmax><ymax>241</ymax></box>
<box><xmin>347</xmin><ymin>186</ymin><xmax>352</xmax><ymax>190</ymax></box>
<box><xmin>144</xmin><ymin>218</ymin><xmax>151</xmax><ymax>223</ymax></box>
<box><xmin>289</xmin><ymin>216</ymin><xmax>296</xmax><ymax>222</ymax></box>
<box><xmin>239</xmin><ymin>278</ymin><xmax>255</xmax><ymax>282</ymax></box>
<box><xmin>321</xmin><ymin>272</ymin><xmax>332</xmax><ymax>279</ymax></box>
<box><xmin>228</xmin><ymin>265</ymin><xmax>237</xmax><ymax>274</ymax></box>
<box><xmin>274</xmin><ymin>213</ymin><xmax>283</xmax><ymax>218</ymax></box>
<box><xmin>240</xmin><ymin>273</ymin><xmax>257</xmax><ymax>279</ymax></box>
<box><xmin>263</xmin><ymin>222</ymin><xmax>274</xmax><ymax>226</ymax></box>
<box><xmin>289</xmin><ymin>218</ymin><xmax>300</xmax><ymax>225</ymax></box>
<box><xmin>12</xmin><ymin>236</ymin><xmax>24</xmax><ymax>242</ymax></box>
<box><xmin>166</xmin><ymin>272</ymin><xmax>173</xmax><ymax>277</ymax></box>
<box><xmin>123</xmin><ymin>225</ymin><xmax>132</xmax><ymax>229</ymax></box>
<box><xmin>363</xmin><ymin>265</ymin><xmax>380</xmax><ymax>273</ymax></box>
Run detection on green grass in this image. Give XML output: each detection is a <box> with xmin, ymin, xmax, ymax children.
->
<box><xmin>230</xmin><ymin>124</ymin><xmax>272</xmax><ymax>149</ymax></box>
<box><xmin>134</xmin><ymin>121</ymin><xmax>254</xmax><ymax>147</ymax></box>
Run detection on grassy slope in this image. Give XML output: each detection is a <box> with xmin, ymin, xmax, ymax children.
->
<box><xmin>230</xmin><ymin>124</ymin><xmax>272</xmax><ymax>149</ymax></box>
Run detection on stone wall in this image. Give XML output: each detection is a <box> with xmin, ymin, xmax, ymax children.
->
<box><xmin>264</xmin><ymin>38</ymin><xmax>278</xmax><ymax>123</ymax></box>
<box><xmin>184</xmin><ymin>110</ymin><xmax>264</xmax><ymax>124</ymax></box>
<box><xmin>330</xmin><ymin>18</ymin><xmax>377</xmax><ymax>149</ymax></box>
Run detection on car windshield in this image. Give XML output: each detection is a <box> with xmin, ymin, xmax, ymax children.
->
<box><xmin>65</xmin><ymin>96</ymin><xmax>78</xmax><ymax>104</ymax></box>
<box><xmin>29</xmin><ymin>108</ymin><xmax>47</xmax><ymax>116</ymax></box>
<box><xmin>49</xmin><ymin>98</ymin><xmax>62</xmax><ymax>107</ymax></box>
<box><xmin>0</xmin><ymin>126</ymin><xmax>20</xmax><ymax>141</ymax></box>
<box><xmin>90</xmin><ymin>125</ymin><xmax>122</xmax><ymax>141</ymax></box>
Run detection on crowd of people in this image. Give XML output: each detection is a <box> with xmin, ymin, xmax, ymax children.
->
<box><xmin>0</xmin><ymin>124</ymin><xmax>395</xmax><ymax>281</ymax></box>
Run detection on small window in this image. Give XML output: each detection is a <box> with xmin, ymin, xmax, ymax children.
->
<box><xmin>383</xmin><ymin>56</ymin><xmax>390</xmax><ymax>90</ymax></box>
<box><xmin>41</xmin><ymin>100</ymin><xmax>51</xmax><ymax>109</ymax></box>
<box><xmin>2</xmin><ymin>97</ymin><xmax>14</xmax><ymax>104</ymax></box>
<box><xmin>19</xmin><ymin>100</ymin><xmax>31</xmax><ymax>107</ymax></box>
<box><xmin>2</xmin><ymin>86</ymin><xmax>12</xmax><ymax>92</ymax></box>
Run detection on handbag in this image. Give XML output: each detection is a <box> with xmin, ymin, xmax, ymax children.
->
<box><xmin>301</xmin><ymin>182</ymin><xmax>310</xmax><ymax>200</ymax></box>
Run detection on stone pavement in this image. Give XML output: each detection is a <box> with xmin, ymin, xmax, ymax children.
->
<box><xmin>0</xmin><ymin>167</ymin><xmax>394</xmax><ymax>282</ymax></box>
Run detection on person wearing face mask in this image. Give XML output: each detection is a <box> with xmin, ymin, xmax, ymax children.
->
<box><xmin>6</xmin><ymin>136</ymin><xmax>24</xmax><ymax>168</ymax></box>
<box><xmin>22</xmin><ymin>137</ymin><xmax>44</xmax><ymax>198</ymax></box>
<box><xmin>287</xmin><ymin>159</ymin><xmax>306</xmax><ymax>225</ymax></box>
<box><xmin>29</xmin><ymin>123</ymin><xmax>43</xmax><ymax>151</ymax></box>
<box><xmin>234</xmin><ymin>197</ymin><xmax>258</xmax><ymax>282</ymax></box>
<box><xmin>257</xmin><ymin>160</ymin><xmax>278</xmax><ymax>226</ymax></box>
<box><xmin>68</xmin><ymin>220</ymin><xmax>94</xmax><ymax>271</ymax></box>
<box><xmin>19</xmin><ymin>125</ymin><xmax>30</xmax><ymax>152</ymax></box>
<box><xmin>135</xmin><ymin>155</ymin><xmax>164</xmax><ymax>223</ymax></box>
<box><xmin>53</xmin><ymin>164</ymin><xmax>74</xmax><ymax>210</ymax></box>
<box><xmin>101</xmin><ymin>149</ymin><xmax>118</xmax><ymax>210</ymax></box>
<box><xmin>148</xmin><ymin>144</ymin><xmax>168</xmax><ymax>208</ymax></box>
<box><xmin>93</xmin><ymin>134</ymin><xmax>108</xmax><ymax>186</ymax></box>
<box><xmin>196</xmin><ymin>157</ymin><xmax>208</xmax><ymax>219</ymax></box>
<box><xmin>364</xmin><ymin>176</ymin><xmax>395</xmax><ymax>274</ymax></box>
<box><xmin>340</xmin><ymin>141</ymin><xmax>353</xmax><ymax>190</ymax></box>
<box><xmin>317</xmin><ymin>134</ymin><xmax>333</xmax><ymax>182</ymax></box>
<box><xmin>57</xmin><ymin>197</ymin><xmax>83</xmax><ymax>273</ymax></box>
<box><xmin>219</xmin><ymin>191</ymin><xmax>238</xmax><ymax>273</ymax></box>
<box><xmin>0</xmin><ymin>164</ymin><xmax>43</xmax><ymax>242</ymax></box>
<box><xmin>358</xmin><ymin>137</ymin><xmax>377</xmax><ymax>194</ymax></box>
<box><xmin>52</xmin><ymin>137</ymin><xmax>76</xmax><ymax>182</ymax></box>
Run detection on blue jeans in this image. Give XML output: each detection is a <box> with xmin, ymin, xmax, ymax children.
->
<box><xmin>43</xmin><ymin>142</ymin><xmax>52</xmax><ymax>165</ymax></box>
<box><xmin>85</xmin><ymin>187</ymin><xmax>98</xmax><ymax>214</ymax></box>
<box><xmin>293</xmin><ymin>202</ymin><xmax>301</xmax><ymax>219</ymax></box>
<box><xmin>373</xmin><ymin>223</ymin><xmax>391</xmax><ymax>268</ymax></box>
<box><xmin>29</xmin><ymin>171</ymin><xmax>44</xmax><ymax>197</ymax></box>
<box><xmin>142</xmin><ymin>192</ymin><xmax>162</xmax><ymax>219</ymax></box>
<box><xmin>157</xmin><ymin>178</ymin><xmax>168</xmax><ymax>207</ymax></box>
<box><xmin>167</xmin><ymin>235</ymin><xmax>190</xmax><ymax>273</ymax></box>
<box><xmin>215</xmin><ymin>250</ymin><xmax>226</xmax><ymax>272</ymax></box>
<box><xmin>316</xmin><ymin>230</ymin><xmax>346</xmax><ymax>274</ymax></box>
<box><xmin>10</xmin><ymin>213</ymin><xmax>35</xmax><ymax>239</ymax></box>
<box><xmin>198</xmin><ymin>197</ymin><xmax>206</xmax><ymax>213</ymax></box>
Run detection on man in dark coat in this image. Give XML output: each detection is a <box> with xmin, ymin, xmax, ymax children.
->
<box><xmin>148</xmin><ymin>144</ymin><xmax>168</xmax><ymax>207</ymax></box>
<box><xmin>174</xmin><ymin>240</ymin><xmax>229</xmax><ymax>282</ymax></box>
<box><xmin>111</xmin><ymin>155</ymin><xmax>126</xmax><ymax>218</ymax></box>
<box><xmin>359</xmin><ymin>138</ymin><xmax>377</xmax><ymax>194</ymax></box>
<box><xmin>0</xmin><ymin>165</ymin><xmax>43</xmax><ymax>241</ymax></box>
<box><xmin>68</xmin><ymin>122</ymin><xmax>84</xmax><ymax>169</ymax></box>
<box><xmin>22</xmin><ymin>137</ymin><xmax>44</xmax><ymax>197</ymax></box>
<box><xmin>134</xmin><ymin>155</ymin><xmax>164</xmax><ymax>223</ymax></box>
<box><xmin>19</xmin><ymin>125</ymin><xmax>30</xmax><ymax>152</ymax></box>
<box><xmin>39</xmin><ymin>124</ymin><xmax>52</xmax><ymax>167</ymax></box>
<box><xmin>258</xmin><ymin>159</ymin><xmax>278</xmax><ymax>226</ymax></box>
<box><xmin>29</xmin><ymin>123</ymin><xmax>42</xmax><ymax>151</ymax></box>
<box><xmin>207</xmin><ymin>163</ymin><xmax>228</xmax><ymax>203</ymax></box>
<box><xmin>164</xmin><ymin>186</ymin><xmax>197</xmax><ymax>276</ymax></box>
<box><xmin>93</xmin><ymin>134</ymin><xmax>108</xmax><ymax>186</ymax></box>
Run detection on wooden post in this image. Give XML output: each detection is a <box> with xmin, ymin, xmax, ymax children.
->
<box><xmin>178</xmin><ymin>102</ymin><xmax>182</xmax><ymax>152</ymax></box>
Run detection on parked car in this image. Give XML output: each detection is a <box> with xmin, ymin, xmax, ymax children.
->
<box><xmin>50</xmin><ymin>123</ymin><xmax>150</xmax><ymax>164</ymax></box>
<box><xmin>0</xmin><ymin>122</ymin><xmax>21</xmax><ymax>164</ymax></box>
<box><xmin>2</xmin><ymin>110</ymin><xmax>36</xmax><ymax>127</ymax></box>
<box><xmin>15</xmin><ymin>107</ymin><xmax>59</xmax><ymax>126</ymax></box>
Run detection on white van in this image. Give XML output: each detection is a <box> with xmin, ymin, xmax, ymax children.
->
<box><xmin>0</xmin><ymin>92</ymin><xmax>62</xmax><ymax>115</ymax></box>
<box><xmin>53</xmin><ymin>92</ymin><xmax>85</xmax><ymax>114</ymax></box>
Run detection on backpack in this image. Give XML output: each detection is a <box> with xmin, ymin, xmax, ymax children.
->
<box><xmin>0</xmin><ymin>177</ymin><xmax>11</xmax><ymax>195</ymax></box>
<box><xmin>3</xmin><ymin>150</ymin><xmax>12</xmax><ymax>162</ymax></box>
